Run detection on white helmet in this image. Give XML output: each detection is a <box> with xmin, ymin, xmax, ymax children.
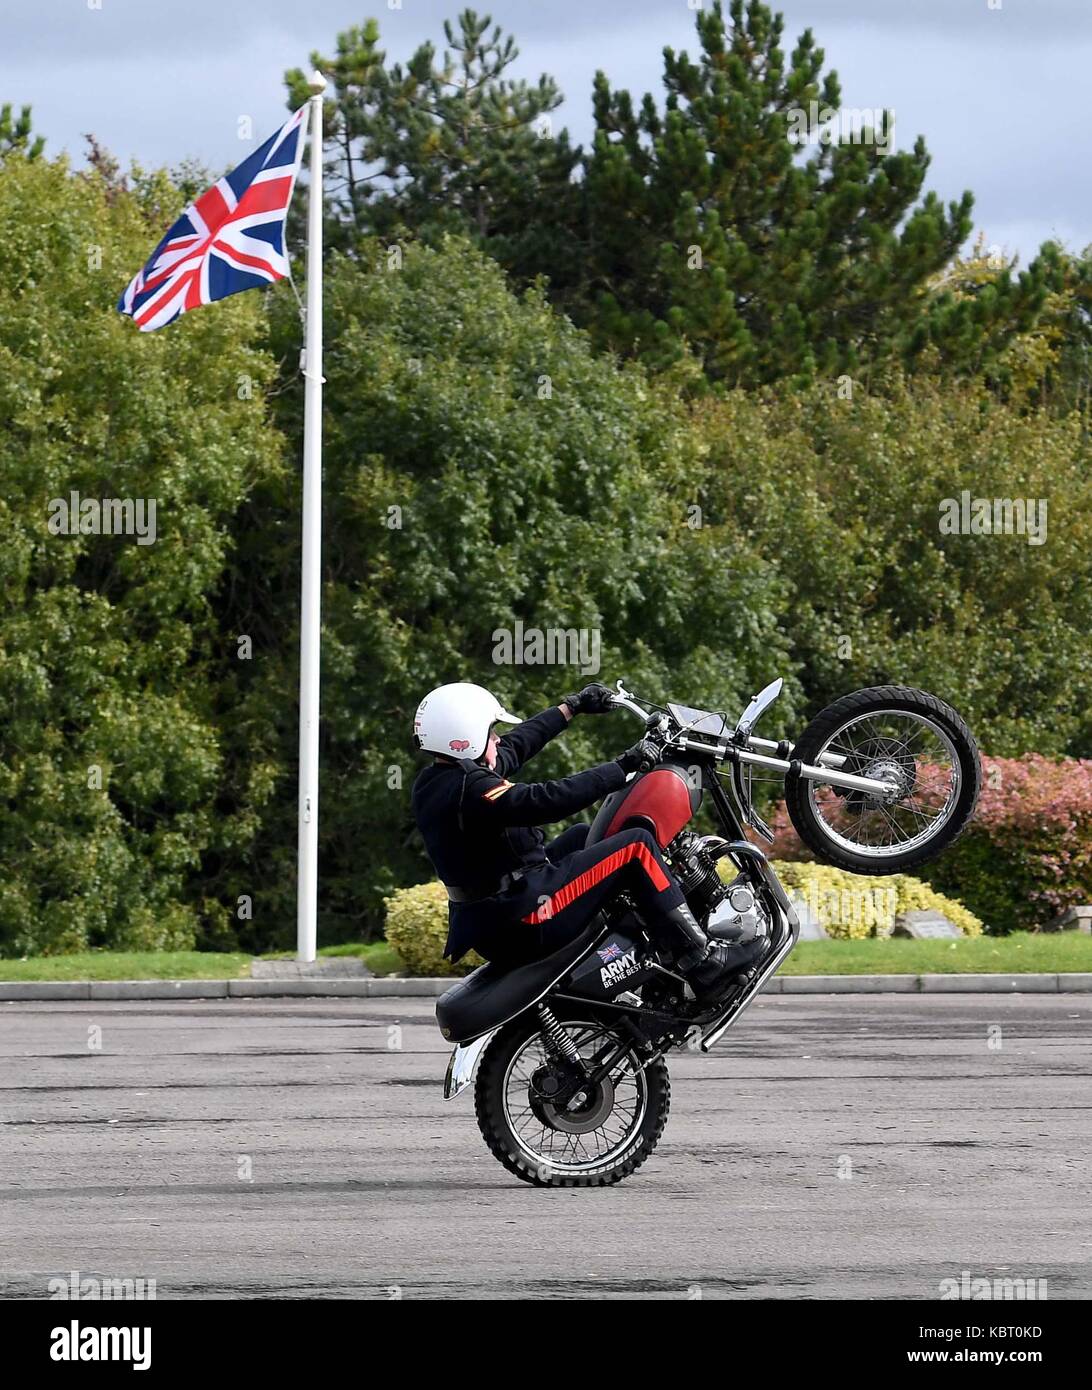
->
<box><xmin>413</xmin><ymin>682</ymin><xmax>523</xmax><ymax>761</ymax></box>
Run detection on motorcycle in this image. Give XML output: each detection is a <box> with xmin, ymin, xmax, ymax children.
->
<box><xmin>435</xmin><ymin>678</ymin><xmax>981</xmax><ymax>1186</ymax></box>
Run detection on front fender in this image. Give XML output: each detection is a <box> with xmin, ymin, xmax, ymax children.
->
<box><xmin>442</xmin><ymin>1029</ymin><xmax>498</xmax><ymax>1100</ymax></box>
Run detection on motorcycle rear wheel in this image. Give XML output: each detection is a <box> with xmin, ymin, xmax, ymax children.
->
<box><xmin>784</xmin><ymin>685</ymin><xmax>981</xmax><ymax>875</ymax></box>
<box><xmin>474</xmin><ymin>1005</ymin><xmax>670</xmax><ymax>1187</ymax></box>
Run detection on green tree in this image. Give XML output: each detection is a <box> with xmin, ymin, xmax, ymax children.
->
<box><xmin>0</xmin><ymin>152</ymin><xmax>283</xmax><ymax>955</ymax></box>
<box><xmin>285</xmin><ymin>18</ymin><xmax>389</xmax><ymax>245</ymax></box>
<box><xmin>916</xmin><ymin>237</ymin><xmax>1092</xmax><ymax>421</ymax></box>
<box><xmin>0</xmin><ymin>102</ymin><xmax>44</xmax><ymax>160</ymax></box>
<box><xmin>695</xmin><ymin>374</ymin><xmax>1092</xmax><ymax>756</ymax></box>
<box><xmin>579</xmin><ymin>0</ymin><xmax>1049</xmax><ymax>388</ymax></box>
<box><xmin>248</xmin><ymin>237</ymin><xmax>793</xmax><ymax>937</ymax></box>
<box><xmin>1016</xmin><ymin>243</ymin><xmax>1092</xmax><ymax>419</ymax></box>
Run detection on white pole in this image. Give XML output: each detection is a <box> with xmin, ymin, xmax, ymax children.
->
<box><xmin>296</xmin><ymin>70</ymin><xmax>327</xmax><ymax>963</ymax></box>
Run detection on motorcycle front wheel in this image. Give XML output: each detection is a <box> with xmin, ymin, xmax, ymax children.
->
<box><xmin>474</xmin><ymin>1005</ymin><xmax>670</xmax><ymax>1187</ymax></box>
<box><xmin>784</xmin><ymin>685</ymin><xmax>981</xmax><ymax>875</ymax></box>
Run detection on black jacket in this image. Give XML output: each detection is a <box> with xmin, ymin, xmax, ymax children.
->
<box><xmin>411</xmin><ymin>706</ymin><xmax>626</xmax><ymax>961</ymax></box>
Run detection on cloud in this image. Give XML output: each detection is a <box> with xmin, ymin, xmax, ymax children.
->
<box><xmin>4</xmin><ymin>0</ymin><xmax>1088</xmax><ymax>265</ymax></box>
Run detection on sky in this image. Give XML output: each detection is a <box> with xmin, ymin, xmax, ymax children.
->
<box><xmin>2</xmin><ymin>0</ymin><xmax>1088</xmax><ymax>265</ymax></box>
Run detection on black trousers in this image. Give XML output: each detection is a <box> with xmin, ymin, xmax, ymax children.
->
<box><xmin>471</xmin><ymin>824</ymin><xmax>686</xmax><ymax>966</ymax></box>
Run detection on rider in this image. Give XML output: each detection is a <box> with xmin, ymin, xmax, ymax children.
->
<box><xmin>411</xmin><ymin>680</ymin><xmax>765</xmax><ymax>998</ymax></box>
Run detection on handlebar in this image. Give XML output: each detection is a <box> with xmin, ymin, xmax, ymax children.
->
<box><xmin>608</xmin><ymin>677</ymin><xmax>844</xmax><ymax>769</ymax></box>
<box><xmin>607</xmin><ymin>679</ymin><xmax>651</xmax><ymax>723</ymax></box>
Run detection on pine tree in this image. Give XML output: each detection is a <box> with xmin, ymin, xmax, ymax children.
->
<box><xmin>286</xmin><ymin>19</ymin><xmax>390</xmax><ymax>248</ymax></box>
<box><xmin>0</xmin><ymin>103</ymin><xmax>44</xmax><ymax>161</ymax></box>
<box><xmin>285</xmin><ymin>10</ymin><xmax>581</xmax><ymax>281</ymax></box>
<box><xmin>580</xmin><ymin>0</ymin><xmax>1047</xmax><ymax>387</ymax></box>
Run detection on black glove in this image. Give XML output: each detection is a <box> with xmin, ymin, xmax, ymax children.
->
<box><xmin>617</xmin><ymin>738</ymin><xmax>661</xmax><ymax>775</ymax></box>
<box><xmin>562</xmin><ymin>682</ymin><xmax>616</xmax><ymax>716</ymax></box>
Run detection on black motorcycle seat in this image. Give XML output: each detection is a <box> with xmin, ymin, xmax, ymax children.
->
<box><xmin>436</xmin><ymin>915</ymin><xmax>608</xmax><ymax>1045</ymax></box>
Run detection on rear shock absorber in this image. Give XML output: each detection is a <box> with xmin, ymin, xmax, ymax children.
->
<box><xmin>536</xmin><ymin>1002</ymin><xmax>583</xmax><ymax>1067</ymax></box>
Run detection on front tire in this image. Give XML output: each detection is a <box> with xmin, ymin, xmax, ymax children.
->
<box><xmin>784</xmin><ymin>685</ymin><xmax>981</xmax><ymax>875</ymax></box>
<box><xmin>474</xmin><ymin>1006</ymin><xmax>670</xmax><ymax>1187</ymax></box>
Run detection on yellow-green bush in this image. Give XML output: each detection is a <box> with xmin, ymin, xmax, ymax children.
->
<box><xmin>387</xmin><ymin>863</ymin><xmax>983</xmax><ymax>972</ymax></box>
<box><xmin>383</xmin><ymin>881</ymin><xmax>483</xmax><ymax>977</ymax></box>
<box><xmin>769</xmin><ymin>861</ymin><xmax>984</xmax><ymax>939</ymax></box>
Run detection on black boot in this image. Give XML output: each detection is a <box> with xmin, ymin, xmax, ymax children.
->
<box><xmin>684</xmin><ymin>938</ymin><xmax>767</xmax><ymax>998</ymax></box>
<box><xmin>663</xmin><ymin>902</ymin><xmax>766</xmax><ymax>999</ymax></box>
<box><xmin>663</xmin><ymin>900</ymin><xmax>711</xmax><ymax>969</ymax></box>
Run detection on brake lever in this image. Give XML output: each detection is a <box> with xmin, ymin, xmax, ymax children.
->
<box><xmin>609</xmin><ymin>678</ymin><xmax>650</xmax><ymax>723</ymax></box>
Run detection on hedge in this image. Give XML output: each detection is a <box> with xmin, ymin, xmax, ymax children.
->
<box><xmin>767</xmin><ymin>754</ymin><xmax>1092</xmax><ymax>933</ymax></box>
<box><xmin>923</xmin><ymin>755</ymin><xmax>1092</xmax><ymax>932</ymax></box>
<box><xmin>768</xmin><ymin>861</ymin><xmax>983</xmax><ymax>939</ymax></box>
<box><xmin>383</xmin><ymin>862</ymin><xmax>982</xmax><ymax>974</ymax></box>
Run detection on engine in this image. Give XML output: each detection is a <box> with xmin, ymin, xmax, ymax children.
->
<box><xmin>669</xmin><ymin>830</ymin><xmax>731</xmax><ymax>923</ymax></box>
<box><xmin>669</xmin><ymin>831</ymin><xmax>768</xmax><ymax>938</ymax></box>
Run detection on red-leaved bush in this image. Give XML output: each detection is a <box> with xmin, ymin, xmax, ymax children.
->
<box><xmin>764</xmin><ymin>755</ymin><xmax>1092</xmax><ymax>933</ymax></box>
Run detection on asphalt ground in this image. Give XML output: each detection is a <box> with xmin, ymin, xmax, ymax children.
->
<box><xmin>1</xmin><ymin>993</ymin><xmax>1089</xmax><ymax>1300</ymax></box>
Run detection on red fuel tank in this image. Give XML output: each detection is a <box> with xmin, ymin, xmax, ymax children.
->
<box><xmin>589</xmin><ymin>764</ymin><xmax>700</xmax><ymax>848</ymax></box>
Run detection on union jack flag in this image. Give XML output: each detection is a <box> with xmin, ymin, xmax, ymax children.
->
<box><xmin>597</xmin><ymin>942</ymin><xmax>624</xmax><ymax>964</ymax></box>
<box><xmin>118</xmin><ymin>107</ymin><xmax>306</xmax><ymax>332</ymax></box>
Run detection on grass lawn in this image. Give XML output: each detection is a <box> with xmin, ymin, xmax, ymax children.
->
<box><xmin>318</xmin><ymin>941</ymin><xmax>403</xmax><ymax>974</ymax></box>
<box><xmin>0</xmin><ymin>951</ymin><xmax>253</xmax><ymax>982</ymax></box>
<box><xmin>781</xmin><ymin>932</ymin><xmax>1092</xmax><ymax>975</ymax></box>
<box><xmin>258</xmin><ymin>941</ymin><xmax>404</xmax><ymax>976</ymax></box>
<box><xmin>353</xmin><ymin>931</ymin><xmax>1092</xmax><ymax>978</ymax></box>
<box><xmin>2</xmin><ymin>933</ymin><xmax>1089</xmax><ymax>982</ymax></box>
<box><xmin>0</xmin><ymin>942</ymin><xmax>402</xmax><ymax>982</ymax></box>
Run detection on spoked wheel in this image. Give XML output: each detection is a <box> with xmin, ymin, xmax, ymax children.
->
<box><xmin>784</xmin><ymin>686</ymin><xmax>981</xmax><ymax>874</ymax></box>
<box><xmin>474</xmin><ymin>1006</ymin><xmax>670</xmax><ymax>1187</ymax></box>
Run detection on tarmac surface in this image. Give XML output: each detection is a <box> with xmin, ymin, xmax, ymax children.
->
<box><xmin>1</xmin><ymin>993</ymin><xmax>1089</xmax><ymax>1300</ymax></box>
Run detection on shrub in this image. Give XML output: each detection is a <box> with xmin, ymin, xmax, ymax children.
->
<box><xmin>768</xmin><ymin>860</ymin><xmax>983</xmax><ymax>939</ymax></box>
<box><xmin>112</xmin><ymin>903</ymin><xmax>198</xmax><ymax>953</ymax></box>
<box><xmin>383</xmin><ymin>881</ymin><xmax>483</xmax><ymax>977</ymax></box>
<box><xmin>385</xmin><ymin>861</ymin><xmax>982</xmax><ymax>972</ymax></box>
<box><xmin>765</xmin><ymin>753</ymin><xmax>1092</xmax><ymax>932</ymax></box>
<box><xmin>923</xmin><ymin>755</ymin><xmax>1092</xmax><ymax>933</ymax></box>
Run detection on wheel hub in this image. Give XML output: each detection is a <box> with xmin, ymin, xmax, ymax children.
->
<box><xmin>530</xmin><ymin>1073</ymin><xmax>617</xmax><ymax>1135</ymax></box>
<box><xmin>843</xmin><ymin>743</ymin><xmax>916</xmax><ymax>809</ymax></box>
<box><xmin>864</xmin><ymin>756</ymin><xmax>914</xmax><ymax>802</ymax></box>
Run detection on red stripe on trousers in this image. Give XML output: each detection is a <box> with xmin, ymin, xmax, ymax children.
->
<box><xmin>521</xmin><ymin>840</ymin><xmax>670</xmax><ymax>925</ymax></box>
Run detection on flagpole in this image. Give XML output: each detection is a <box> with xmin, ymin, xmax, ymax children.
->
<box><xmin>297</xmin><ymin>70</ymin><xmax>326</xmax><ymax>963</ymax></box>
